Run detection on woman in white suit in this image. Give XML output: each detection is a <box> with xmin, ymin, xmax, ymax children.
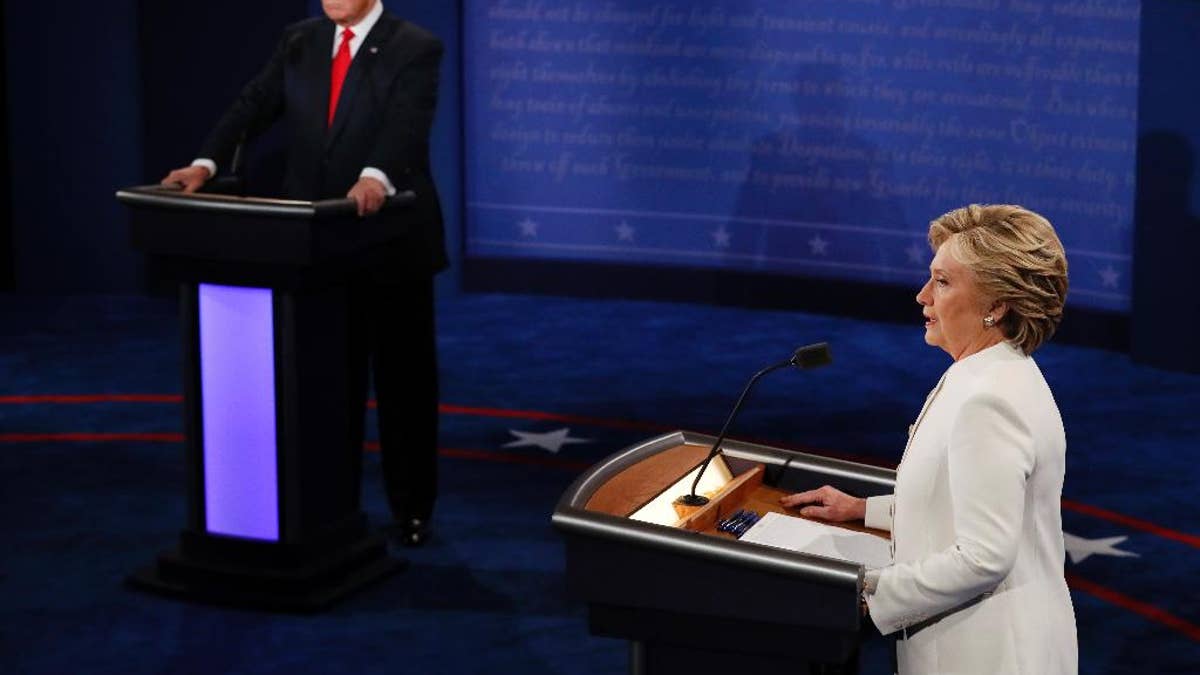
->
<box><xmin>782</xmin><ymin>204</ymin><xmax>1077</xmax><ymax>674</ymax></box>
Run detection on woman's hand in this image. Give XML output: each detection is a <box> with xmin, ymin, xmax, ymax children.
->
<box><xmin>780</xmin><ymin>485</ymin><xmax>866</xmax><ymax>522</ymax></box>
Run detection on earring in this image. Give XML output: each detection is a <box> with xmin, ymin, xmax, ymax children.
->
<box><xmin>983</xmin><ymin>315</ymin><xmax>996</xmax><ymax>328</ymax></box>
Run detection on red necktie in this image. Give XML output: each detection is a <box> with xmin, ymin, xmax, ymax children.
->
<box><xmin>328</xmin><ymin>28</ymin><xmax>355</xmax><ymax>128</ymax></box>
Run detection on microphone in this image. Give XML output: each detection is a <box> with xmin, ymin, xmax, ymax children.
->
<box><xmin>228</xmin><ymin>139</ymin><xmax>245</xmax><ymax>180</ymax></box>
<box><xmin>675</xmin><ymin>342</ymin><xmax>832</xmax><ymax>507</ymax></box>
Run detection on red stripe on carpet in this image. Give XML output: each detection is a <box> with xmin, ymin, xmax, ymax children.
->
<box><xmin>0</xmin><ymin>394</ymin><xmax>182</xmax><ymax>404</ymax></box>
<box><xmin>0</xmin><ymin>432</ymin><xmax>184</xmax><ymax>442</ymax></box>
<box><xmin>1067</xmin><ymin>572</ymin><xmax>1200</xmax><ymax>642</ymax></box>
<box><xmin>0</xmin><ymin>433</ymin><xmax>586</xmax><ymax>471</ymax></box>
<box><xmin>1063</xmin><ymin>499</ymin><xmax>1200</xmax><ymax>550</ymax></box>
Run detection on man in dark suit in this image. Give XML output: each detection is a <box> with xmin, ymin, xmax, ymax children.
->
<box><xmin>163</xmin><ymin>0</ymin><xmax>445</xmax><ymax>546</ymax></box>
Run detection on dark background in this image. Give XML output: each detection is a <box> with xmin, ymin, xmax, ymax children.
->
<box><xmin>0</xmin><ymin>2</ymin><xmax>11</xmax><ymax>290</ymax></box>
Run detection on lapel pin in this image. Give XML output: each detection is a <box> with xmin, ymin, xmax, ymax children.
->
<box><xmin>370</xmin><ymin>46</ymin><xmax>378</xmax><ymax>54</ymax></box>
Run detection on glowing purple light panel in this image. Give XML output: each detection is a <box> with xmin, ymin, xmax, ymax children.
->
<box><xmin>198</xmin><ymin>284</ymin><xmax>279</xmax><ymax>541</ymax></box>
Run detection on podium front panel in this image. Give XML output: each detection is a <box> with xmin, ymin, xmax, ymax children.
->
<box><xmin>198</xmin><ymin>283</ymin><xmax>279</xmax><ymax>541</ymax></box>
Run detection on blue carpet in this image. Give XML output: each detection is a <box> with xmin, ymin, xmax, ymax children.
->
<box><xmin>1</xmin><ymin>292</ymin><xmax>1198</xmax><ymax>673</ymax></box>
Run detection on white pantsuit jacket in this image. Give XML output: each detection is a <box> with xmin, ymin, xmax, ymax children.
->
<box><xmin>864</xmin><ymin>341</ymin><xmax>1078</xmax><ymax>674</ymax></box>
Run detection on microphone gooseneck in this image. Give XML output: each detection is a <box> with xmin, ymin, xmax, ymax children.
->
<box><xmin>675</xmin><ymin>342</ymin><xmax>832</xmax><ymax>507</ymax></box>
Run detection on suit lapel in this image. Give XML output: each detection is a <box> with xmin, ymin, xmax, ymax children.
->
<box><xmin>326</xmin><ymin>15</ymin><xmax>399</xmax><ymax>148</ymax></box>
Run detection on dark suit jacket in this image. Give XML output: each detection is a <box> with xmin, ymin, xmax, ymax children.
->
<box><xmin>200</xmin><ymin>13</ymin><xmax>447</xmax><ymax>277</ymax></box>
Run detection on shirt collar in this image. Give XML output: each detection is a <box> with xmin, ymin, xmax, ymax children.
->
<box><xmin>332</xmin><ymin>0</ymin><xmax>385</xmax><ymax>56</ymax></box>
<box><xmin>947</xmin><ymin>340</ymin><xmax>1025</xmax><ymax>379</ymax></box>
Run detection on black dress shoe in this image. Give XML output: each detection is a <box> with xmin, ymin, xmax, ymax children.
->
<box><xmin>390</xmin><ymin>517</ymin><xmax>432</xmax><ymax>547</ymax></box>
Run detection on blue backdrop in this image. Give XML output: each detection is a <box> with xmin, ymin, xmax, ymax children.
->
<box><xmin>464</xmin><ymin>0</ymin><xmax>1140</xmax><ymax>312</ymax></box>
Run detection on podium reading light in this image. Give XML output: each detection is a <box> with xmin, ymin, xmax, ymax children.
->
<box><xmin>674</xmin><ymin>342</ymin><xmax>832</xmax><ymax>508</ymax></box>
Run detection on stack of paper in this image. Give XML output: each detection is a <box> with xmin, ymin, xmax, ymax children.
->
<box><xmin>740</xmin><ymin>512</ymin><xmax>893</xmax><ymax>568</ymax></box>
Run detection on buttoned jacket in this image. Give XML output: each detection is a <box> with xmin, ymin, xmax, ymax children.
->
<box><xmin>199</xmin><ymin>12</ymin><xmax>447</xmax><ymax>279</ymax></box>
<box><xmin>864</xmin><ymin>341</ymin><xmax>1078</xmax><ymax>674</ymax></box>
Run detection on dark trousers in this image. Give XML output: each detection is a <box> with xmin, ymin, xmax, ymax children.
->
<box><xmin>347</xmin><ymin>274</ymin><xmax>439</xmax><ymax>521</ymax></box>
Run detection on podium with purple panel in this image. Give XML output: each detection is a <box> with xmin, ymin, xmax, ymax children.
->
<box><xmin>116</xmin><ymin>185</ymin><xmax>413</xmax><ymax>610</ymax></box>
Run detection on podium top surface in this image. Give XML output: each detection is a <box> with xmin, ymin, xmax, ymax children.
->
<box><xmin>552</xmin><ymin>431</ymin><xmax>899</xmax><ymax>642</ymax></box>
<box><xmin>553</xmin><ymin>431</ymin><xmax>896</xmax><ymax>586</ymax></box>
<box><xmin>115</xmin><ymin>184</ymin><xmax>416</xmax><ymax>220</ymax></box>
<box><xmin>115</xmin><ymin>185</ymin><xmax>421</xmax><ymax>278</ymax></box>
<box><xmin>558</xmin><ymin>431</ymin><xmax>895</xmax><ymax>513</ymax></box>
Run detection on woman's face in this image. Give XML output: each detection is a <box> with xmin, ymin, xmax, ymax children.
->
<box><xmin>916</xmin><ymin>242</ymin><xmax>1002</xmax><ymax>361</ymax></box>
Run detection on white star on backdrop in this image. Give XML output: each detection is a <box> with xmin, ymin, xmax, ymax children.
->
<box><xmin>1099</xmin><ymin>265</ymin><xmax>1121</xmax><ymax>289</ymax></box>
<box><xmin>518</xmin><ymin>217</ymin><xmax>539</xmax><ymax>238</ymax></box>
<box><xmin>711</xmin><ymin>226</ymin><xmax>731</xmax><ymax>248</ymax></box>
<box><xmin>905</xmin><ymin>242</ymin><xmax>926</xmax><ymax>265</ymax></box>
<box><xmin>808</xmin><ymin>234</ymin><xmax>830</xmax><ymax>256</ymax></box>
<box><xmin>615</xmin><ymin>220</ymin><xmax>636</xmax><ymax>242</ymax></box>
<box><xmin>503</xmin><ymin>427</ymin><xmax>592</xmax><ymax>454</ymax></box>
<box><xmin>1063</xmin><ymin>532</ymin><xmax>1139</xmax><ymax>564</ymax></box>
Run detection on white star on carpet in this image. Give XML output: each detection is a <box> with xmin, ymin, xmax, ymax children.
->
<box><xmin>615</xmin><ymin>220</ymin><xmax>635</xmax><ymax>243</ymax></box>
<box><xmin>503</xmin><ymin>427</ymin><xmax>592</xmax><ymax>454</ymax></box>
<box><xmin>1099</xmin><ymin>265</ymin><xmax>1121</xmax><ymax>289</ymax></box>
<box><xmin>905</xmin><ymin>242</ymin><xmax>926</xmax><ymax>264</ymax></box>
<box><xmin>518</xmin><ymin>217</ymin><xmax>539</xmax><ymax>238</ymax></box>
<box><xmin>808</xmin><ymin>234</ymin><xmax>829</xmax><ymax>256</ymax></box>
<box><xmin>711</xmin><ymin>226</ymin><xmax>731</xmax><ymax>248</ymax></box>
<box><xmin>1063</xmin><ymin>532</ymin><xmax>1139</xmax><ymax>564</ymax></box>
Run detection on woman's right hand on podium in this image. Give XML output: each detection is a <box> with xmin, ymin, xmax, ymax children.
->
<box><xmin>780</xmin><ymin>485</ymin><xmax>866</xmax><ymax>522</ymax></box>
<box><xmin>161</xmin><ymin>165</ymin><xmax>211</xmax><ymax>193</ymax></box>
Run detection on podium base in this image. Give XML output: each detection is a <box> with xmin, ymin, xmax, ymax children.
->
<box><xmin>128</xmin><ymin>525</ymin><xmax>403</xmax><ymax>612</ymax></box>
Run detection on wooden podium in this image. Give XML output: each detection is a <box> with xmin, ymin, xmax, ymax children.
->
<box><xmin>115</xmin><ymin>185</ymin><xmax>414</xmax><ymax>611</ymax></box>
<box><xmin>553</xmin><ymin>431</ymin><xmax>896</xmax><ymax>674</ymax></box>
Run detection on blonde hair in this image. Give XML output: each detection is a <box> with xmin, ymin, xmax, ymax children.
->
<box><xmin>928</xmin><ymin>204</ymin><xmax>1069</xmax><ymax>355</ymax></box>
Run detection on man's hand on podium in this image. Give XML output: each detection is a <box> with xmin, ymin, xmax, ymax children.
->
<box><xmin>347</xmin><ymin>176</ymin><xmax>387</xmax><ymax>217</ymax></box>
<box><xmin>780</xmin><ymin>485</ymin><xmax>867</xmax><ymax>522</ymax></box>
<box><xmin>161</xmin><ymin>165</ymin><xmax>211</xmax><ymax>194</ymax></box>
